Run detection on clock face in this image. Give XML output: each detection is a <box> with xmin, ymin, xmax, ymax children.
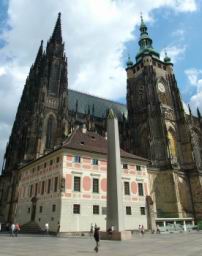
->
<box><xmin>158</xmin><ymin>82</ymin><xmax>165</xmax><ymax>93</ymax></box>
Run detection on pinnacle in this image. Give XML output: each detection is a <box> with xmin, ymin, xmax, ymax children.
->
<box><xmin>108</xmin><ymin>108</ymin><xmax>117</xmax><ymax>119</ymax></box>
<box><xmin>34</xmin><ymin>40</ymin><xmax>43</xmax><ymax>66</ymax></box>
<box><xmin>51</xmin><ymin>12</ymin><xmax>62</xmax><ymax>44</ymax></box>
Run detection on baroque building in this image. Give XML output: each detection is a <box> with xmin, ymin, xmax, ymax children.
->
<box><xmin>0</xmin><ymin>13</ymin><xmax>202</xmax><ymax>227</ymax></box>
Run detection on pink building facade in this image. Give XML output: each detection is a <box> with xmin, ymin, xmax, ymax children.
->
<box><xmin>15</xmin><ymin>129</ymin><xmax>150</xmax><ymax>233</ymax></box>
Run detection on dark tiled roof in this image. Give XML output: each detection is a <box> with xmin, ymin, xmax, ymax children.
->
<box><xmin>68</xmin><ymin>89</ymin><xmax>127</xmax><ymax>121</ymax></box>
<box><xmin>63</xmin><ymin>128</ymin><xmax>149</xmax><ymax>163</ymax></box>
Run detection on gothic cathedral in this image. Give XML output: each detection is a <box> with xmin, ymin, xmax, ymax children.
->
<box><xmin>0</xmin><ymin>13</ymin><xmax>202</xmax><ymax>224</ymax></box>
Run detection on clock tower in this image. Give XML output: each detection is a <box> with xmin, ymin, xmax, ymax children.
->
<box><xmin>127</xmin><ymin>16</ymin><xmax>194</xmax><ymax>170</ymax></box>
<box><xmin>126</xmin><ymin>16</ymin><xmax>195</xmax><ymax>218</ymax></box>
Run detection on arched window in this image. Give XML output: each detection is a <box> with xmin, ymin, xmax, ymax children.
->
<box><xmin>168</xmin><ymin>130</ymin><xmax>177</xmax><ymax>158</ymax></box>
<box><xmin>46</xmin><ymin>115</ymin><xmax>55</xmax><ymax>149</ymax></box>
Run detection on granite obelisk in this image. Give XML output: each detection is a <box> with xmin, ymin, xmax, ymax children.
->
<box><xmin>106</xmin><ymin>109</ymin><xmax>124</xmax><ymax>232</ymax></box>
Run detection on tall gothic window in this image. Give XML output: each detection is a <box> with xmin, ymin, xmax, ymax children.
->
<box><xmin>46</xmin><ymin>115</ymin><xmax>55</xmax><ymax>149</ymax></box>
<box><xmin>48</xmin><ymin>62</ymin><xmax>60</xmax><ymax>95</ymax></box>
<box><xmin>168</xmin><ymin>130</ymin><xmax>177</xmax><ymax>158</ymax></box>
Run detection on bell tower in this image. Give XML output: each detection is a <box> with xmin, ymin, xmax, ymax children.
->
<box><xmin>126</xmin><ymin>15</ymin><xmax>194</xmax><ymax>170</ymax></box>
<box><xmin>126</xmin><ymin>15</ymin><xmax>195</xmax><ymax>218</ymax></box>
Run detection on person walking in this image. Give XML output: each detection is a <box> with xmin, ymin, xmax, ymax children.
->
<box><xmin>141</xmin><ymin>225</ymin><xmax>145</xmax><ymax>236</ymax></box>
<box><xmin>10</xmin><ymin>223</ymin><xmax>15</xmax><ymax>237</ymax></box>
<box><xmin>138</xmin><ymin>225</ymin><xmax>142</xmax><ymax>236</ymax></box>
<box><xmin>44</xmin><ymin>223</ymin><xmax>49</xmax><ymax>235</ymax></box>
<box><xmin>156</xmin><ymin>225</ymin><xmax>160</xmax><ymax>234</ymax></box>
<box><xmin>57</xmin><ymin>222</ymin><xmax>60</xmax><ymax>235</ymax></box>
<box><xmin>93</xmin><ymin>226</ymin><xmax>100</xmax><ymax>253</ymax></box>
<box><xmin>15</xmin><ymin>223</ymin><xmax>20</xmax><ymax>237</ymax></box>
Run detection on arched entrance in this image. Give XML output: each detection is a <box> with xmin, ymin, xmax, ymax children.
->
<box><xmin>31</xmin><ymin>197</ymin><xmax>38</xmax><ymax>221</ymax></box>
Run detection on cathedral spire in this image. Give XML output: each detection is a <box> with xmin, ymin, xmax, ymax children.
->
<box><xmin>126</xmin><ymin>54</ymin><xmax>133</xmax><ymax>68</ymax></box>
<box><xmin>197</xmin><ymin>107</ymin><xmax>201</xmax><ymax>119</ymax></box>
<box><xmin>164</xmin><ymin>50</ymin><xmax>172</xmax><ymax>64</ymax></box>
<box><xmin>136</xmin><ymin>14</ymin><xmax>159</xmax><ymax>62</ymax></box>
<box><xmin>50</xmin><ymin>12</ymin><xmax>62</xmax><ymax>44</ymax></box>
<box><xmin>188</xmin><ymin>104</ymin><xmax>192</xmax><ymax>116</ymax></box>
<box><xmin>34</xmin><ymin>40</ymin><xmax>43</xmax><ymax>67</ymax></box>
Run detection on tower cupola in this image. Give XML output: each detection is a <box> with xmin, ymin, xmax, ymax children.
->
<box><xmin>136</xmin><ymin>14</ymin><xmax>159</xmax><ymax>62</ymax></box>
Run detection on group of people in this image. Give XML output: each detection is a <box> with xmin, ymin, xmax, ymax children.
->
<box><xmin>10</xmin><ymin>223</ymin><xmax>21</xmax><ymax>237</ymax></box>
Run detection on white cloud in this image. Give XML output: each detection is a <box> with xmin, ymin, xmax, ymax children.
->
<box><xmin>0</xmin><ymin>0</ymin><xmax>198</xmax><ymax>169</ymax></box>
<box><xmin>185</xmin><ymin>68</ymin><xmax>202</xmax><ymax>112</ymax></box>
<box><xmin>160</xmin><ymin>45</ymin><xmax>186</xmax><ymax>63</ymax></box>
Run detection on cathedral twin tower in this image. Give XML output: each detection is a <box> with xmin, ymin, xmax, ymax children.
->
<box><xmin>3</xmin><ymin>13</ymin><xmax>68</xmax><ymax>172</ymax></box>
<box><xmin>2</xmin><ymin>13</ymin><xmax>202</xmax><ymax>220</ymax></box>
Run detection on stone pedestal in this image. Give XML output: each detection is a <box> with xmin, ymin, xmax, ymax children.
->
<box><xmin>100</xmin><ymin>230</ymin><xmax>132</xmax><ymax>241</ymax></box>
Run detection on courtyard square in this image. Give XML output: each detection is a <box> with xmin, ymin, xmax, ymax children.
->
<box><xmin>0</xmin><ymin>232</ymin><xmax>202</xmax><ymax>256</ymax></box>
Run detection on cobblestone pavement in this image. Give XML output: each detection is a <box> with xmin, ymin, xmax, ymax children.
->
<box><xmin>0</xmin><ymin>232</ymin><xmax>202</xmax><ymax>256</ymax></box>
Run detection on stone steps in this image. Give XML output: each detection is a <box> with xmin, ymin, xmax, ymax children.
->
<box><xmin>20</xmin><ymin>221</ymin><xmax>43</xmax><ymax>234</ymax></box>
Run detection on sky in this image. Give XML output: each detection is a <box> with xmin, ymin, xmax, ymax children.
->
<box><xmin>0</xmin><ymin>0</ymin><xmax>202</xmax><ymax>170</ymax></box>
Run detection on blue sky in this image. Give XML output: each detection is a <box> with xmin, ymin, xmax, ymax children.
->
<box><xmin>0</xmin><ymin>0</ymin><xmax>201</xmax><ymax>169</ymax></box>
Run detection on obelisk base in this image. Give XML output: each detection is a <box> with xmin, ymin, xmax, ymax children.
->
<box><xmin>100</xmin><ymin>230</ymin><xmax>132</xmax><ymax>241</ymax></box>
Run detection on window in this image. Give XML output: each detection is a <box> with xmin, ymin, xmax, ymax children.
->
<box><xmin>54</xmin><ymin>177</ymin><xmax>58</xmax><ymax>192</ymax></box>
<box><xmin>39</xmin><ymin>206</ymin><xmax>43</xmax><ymax>213</ymax></box>
<box><xmin>28</xmin><ymin>207</ymin><xmax>30</xmax><ymax>214</ymax></box>
<box><xmin>123</xmin><ymin>163</ymin><xmax>128</xmax><ymax>169</ymax></box>
<box><xmin>138</xmin><ymin>183</ymin><xmax>144</xmax><ymax>196</ymax></box>
<box><xmin>93</xmin><ymin>178</ymin><xmax>99</xmax><ymax>193</ymax></box>
<box><xmin>29</xmin><ymin>185</ymin><xmax>33</xmax><ymax>197</ymax></box>
<box><xmin>52</xmin><ymin>204</ymin><xmax>56</xmax><ymax>212</ymax></box>
<box><xmin>126</xmin><ymin>206</ymin><xmax>132</xmax><ymax>215</ymax></box>
<box><xmin>74</xmin><ymin>177</ymin><xmax>81</xmax><ymax>192</ymax></box>
<box><xmin>46</xmin><ymin>115</ymin><xmax>55</xmax><ymax>149</ymax></box>
<box><xmin>124</xmin><ymin>182</ymin><xmax>130</xmax><ymax>195</ymax></box>
<box><xmin>93</xmin><ymin>205</ymin><xmax>99</xmax><ymax>215</ymax></box>
<box><xmin>41</xmin><ymin>181</ymin><xmax>45</xmax><ymax>195</ymax></box>
<box><xmin>50</xmin><ymin>159</ymin><xmax>53</xmax><ymax>165</ymax></box>
<box><xmin>47</xmin><ymin>179</ymin><xmax>51</xmax><ymax>193</ymax></box>
<box><xmin>35</xmin><ymin>183</ymin><xmax>38</xmax><ymax>196</ymax></box>
<box><xmin>74</xmin><ymin>155</ymin><xmax>81</xmax><ymax>163</ymax></box>
<box><xmin>140</xmin><ymin>207</ymin><xmax>146</xmax><ymax>215</ymax></box>
<box><xmin>136</xmin><ymin>165</ymin><xmax>141</xmax><ymax>171</ymax></box>
<box><xmin>92</xmin><ymin>159</ymin><xmax>98</xmax><ymax>165</ymax></box>
<box><xmin>44</xmin><ymin>162</ymin><xmax>47</xmax><ymax>168</ymax></box>
<box><xmin>56</xmin><ymin>157</ymin><xmax>60</xmax><ymax>163</ymax></box>
<box><xmin>37</xmin><ymin>165</ymin><xmax>40</xmax><ymax>171</ymax></box>
<box><xmin>73</xmin><ymin>204</ymin><xmax>80</xmax><ymax>214</ymax></box>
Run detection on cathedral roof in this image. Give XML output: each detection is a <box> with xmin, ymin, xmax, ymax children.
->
<box><xmin>63</xmin><ymin>128</ymin><xmax>149</xmax><ymax>163</ymax></box>
<box><xmin>68</xmin><ymin>89</ymin><xmax>128</xmax><ymax>121</ymax></box>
